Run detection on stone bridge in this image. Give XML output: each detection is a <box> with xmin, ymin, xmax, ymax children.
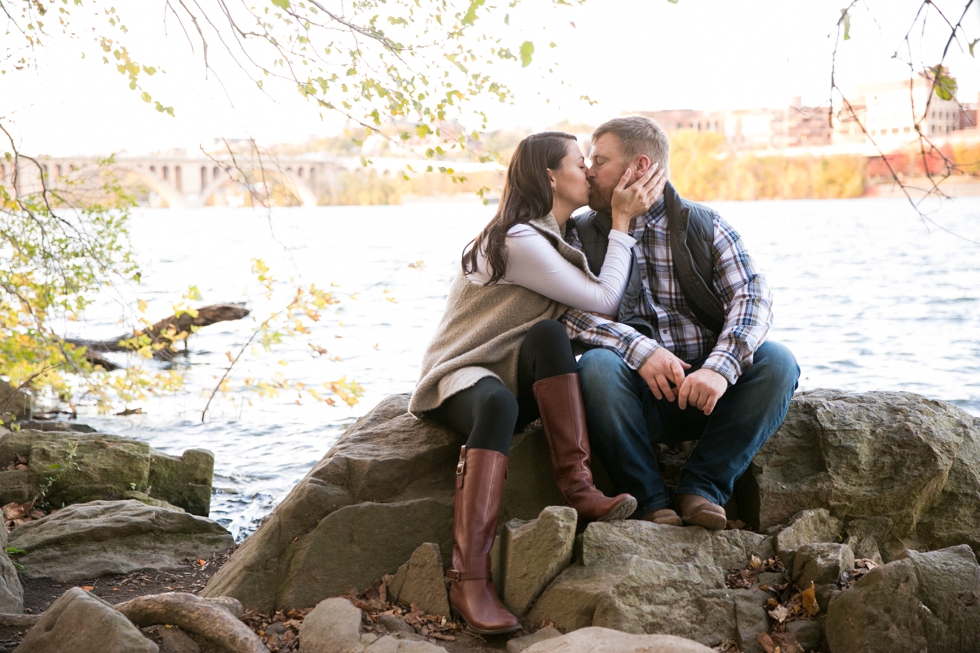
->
<box><xmin>0</xmin><ymin>154</ymin><xmax>498</xmax><ymax>208</ymax></box>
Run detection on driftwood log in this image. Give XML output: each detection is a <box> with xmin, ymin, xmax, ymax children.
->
<box><xmin>67</xmin><ymin>302</ymin><xmax>251</xmax><ymax>370</ymax></box>
<box><xmin>0</xmin><ymin>593</ymin><xmax>264</xmax><ymax>651</ymax></box>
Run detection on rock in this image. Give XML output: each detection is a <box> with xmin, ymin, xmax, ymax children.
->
<box><xmin>298</xmin><ymin>597</ymin><xmax>446</xmax><ymax>653</ymax></box>
<box><xmin>143</xmin><ymin>624</ymin><xmax>201</xmax><ymax>653</ymax></box>
<box><xmin>490</xmin><ymin>506</ymin><xmax>577</xmax><ymax>616</ymax></box>
<box><xmin>0</xmin><ymin>380</ymin><xmax>31</xmax><ymax>423</ymax></box>
<box><xmin>792</xmin><ymin>542</ymin><xmax>853</xmax><ymax>587</ymax></box>
<box><xmin>845</xmin><ymin>535</ymin><xmax>883</xmax><ymax>565</ymax></box>
<box><xmin>580</xmin><ymin>520</ymin><xmax>773</xmax><ymax>571</ymax></box>
<box><xmin>527</xmin><ymin>520</ymin><xmax>774</xmax><ymax>648</ymax></box>
<box><xmin>8</xmin><ymin>499</ymin><xmax>233</xmax><ymax>582</ymax></box>
<box><xmin>16</xmin><ymin>587</ymin><xmax>158</xmax><ymax>653</ymax></box>
<box><xmin>375</xmin><ymin>614</ymin><xmax>419</xmax><ymax>639</ymax></box>
<box><xmin>121</xmin><ymin>490</ymin><xmax>185</xmax><ymax>512</ymax></box>
<box><xmin>784</xmin><ymin>620</ymin><xmax>822</xmax><ymax>653</ymax></box>
<box><xmin>0</xmin><ymin>430</ymin><xmax>214</xmax><ymax>515</ymax></box>
<box><xmin>521</xmin><ymin>627</ymin><xmax>714</xmax><ymax>652</ymax></box>
<box><xmin>0</xmin><ymin>519</ymin><xmax>24</xmax><ymax>613</ymax></box>
<box><xmin>204</xmin><ymin>394</ymin><xmax>566</xmax><ymax>611</ymax></box>
<box><xmin>12</xmin><ymin>421</ymin><xmax>96</xmax><ymax>433</ymax></box>
<box><xmin>388</xmin><ymin>542</ymin><xmax>450</xmax><ymax>617</ymax></box>
<box><xmin>740</xmin><ymin>390</ymin><xmax>978</xmax><ymax>560</ymax></box>
<box><xmin>149</xmin><ymin>449</ymin><xmax>215</xmax><ymax>517</ymax></box>
<box><xmin>774</xmin><ymin>509</ymin><xmax>843</xmax><ymax>570</ymax></box>
<box><xmin>506</xmin><ymin>627</ymin><xmax>562</xmax><ymax>653</ymax></box>
<box><xmin>826</xmin><ymin>544</ymin><xmax>980</xmax><ymax>653</ymax></box>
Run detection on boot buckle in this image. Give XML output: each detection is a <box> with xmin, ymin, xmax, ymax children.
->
<box><xmin>446</xmin><ymin>569</ymin><xmax>461</xmax><ymax>582</ymax></box>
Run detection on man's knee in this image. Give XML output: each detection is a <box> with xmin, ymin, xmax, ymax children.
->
<box><xmin>752</xmin><ymin>341</ymin><xmax>800</xmax><ymax>393</ymax></box>
<box><xmin>578</xmin><ymin>349</ymin><xmax>635</xmax><ymax>396</ymax></box>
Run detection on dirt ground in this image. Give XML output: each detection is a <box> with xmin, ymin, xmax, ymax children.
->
<box><xmin>0</xmin><ymin>546</ymin><xmax>541</xmax><ymax>653</ymax></box>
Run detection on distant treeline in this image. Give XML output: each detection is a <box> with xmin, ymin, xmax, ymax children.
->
<box><xmin>315</xmin><ymin>132</ymin><xmax>980</xmax><ymax>206</ymax></box>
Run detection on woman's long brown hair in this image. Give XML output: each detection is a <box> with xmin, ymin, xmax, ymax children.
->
<box><xmin>462</xmin><ymin>131</ymin><xmax>577</xmax><ymax>285</ymax></box>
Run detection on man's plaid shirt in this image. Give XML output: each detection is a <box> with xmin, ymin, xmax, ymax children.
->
<box><xmin>562</xmin><ymin>197</ymin><xmax>773</xmax><ymax>385</ymax></box>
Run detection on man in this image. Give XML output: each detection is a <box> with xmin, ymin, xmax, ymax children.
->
<box><xmin>562</xmin><ymin>115</ymin><xmax>800</xmax><ymax>529</ymax></box>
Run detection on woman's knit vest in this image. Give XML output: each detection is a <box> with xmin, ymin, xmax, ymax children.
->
<box><xmin>409</xmin><ymin>213</ymin><xmax>598</xmax><ymax>417</ymax></box>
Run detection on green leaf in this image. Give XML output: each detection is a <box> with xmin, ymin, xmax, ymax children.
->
<box><xmin>840</xmin><ymin>8</ymin><xmax>851</xmax><ymax>41</ymax></box>
<box><xmin>140</xmin><ymin>91</ymin><xmax>151</xmax><ymax>103</ymax></box>
<box><xmin>461</xmin><ymin>0</ymin><xmax>485</xmax><ymax>26</ymax></box>
<box><xmin>271</xmin><ymin>0</ymin><xmax>290</xmax><ymax>8</ymax></box>
<box><xmin>519</xmin><ymin>41</ymin><xmax>534</xmax><ymax>68</ymax></box>
<box><xmin>6</xmin><ymin>547</ymin><xmax>26</xmax><ymax>556</ymax></box>
<box><xmin>969</xmin><ymin>39</ymin><xmax>978</xmax><ymax>57</ymax></box>
<box><xmin>930</xmin><ymin>65</ymin><xmax>957</xmax><ymax>101</ymax></box>
<box><xmin>666</xmin><ymin>0</ymin><xmax>679</xmax><ymax>3</ymax></box>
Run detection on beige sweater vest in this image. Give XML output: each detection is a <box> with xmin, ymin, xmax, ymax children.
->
<box><xmin>409</xmin><ymin>213</ymin><xmax>598</xmax><ymax>417</ymax></box>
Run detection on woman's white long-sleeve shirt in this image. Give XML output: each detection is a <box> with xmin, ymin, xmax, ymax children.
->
<box><xmin>464</xmin><ymin>223</ymin><xmax>636</xmax><ymax>316</ymax></box>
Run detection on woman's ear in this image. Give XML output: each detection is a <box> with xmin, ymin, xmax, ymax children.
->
<box><xmin>547</xmin><ymin>170</ymin><xmax>557</xmax><ymax>192</ymax></box>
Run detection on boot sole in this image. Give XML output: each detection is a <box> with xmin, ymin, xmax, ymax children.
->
<box><xmin>450</xmin><ymin>606</ymin><xmax>522</xmax><ymax>636</ymax></box>
<box><xmin>597</xmin><ymin>496</ymin><xmax>637</xmax><ymax>522</ymax></box>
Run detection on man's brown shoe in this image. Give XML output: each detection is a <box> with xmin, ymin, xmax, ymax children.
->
<box><xmin>640</xmin><ymin>508</ymin><xmax>683</xmax><ymax>526</ymax></box>
<box><xmin>677</xmin><ymin>493</ymin><xmax>727</xmax><ymax>530</ymax></box>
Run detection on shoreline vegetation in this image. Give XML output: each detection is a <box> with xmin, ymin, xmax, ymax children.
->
<box><xmin>300</xmin><ymin>130</ymin><xmax>980</xmax><ymax>207</ymax></box>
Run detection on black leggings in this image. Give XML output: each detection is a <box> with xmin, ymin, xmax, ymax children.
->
<box><xmin>429</xmin><ymin>319</ymin><xmax>576</xmax><ymax>456</ymax></box>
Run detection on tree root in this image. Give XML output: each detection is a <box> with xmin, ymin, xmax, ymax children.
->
<box><xmin>115</xmin><ymin>593</ymin><xmax>268</xmax><ymax>653</ymax></box>
<box><xmin>0</xmin><ymin>613</ymin><xmax>41</xmax><ymax>627</ymax></box>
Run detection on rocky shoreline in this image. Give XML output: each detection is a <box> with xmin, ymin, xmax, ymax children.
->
<box><xmin>0</xmin><ymin>388</ymin><xmax>977</xmax><ymax>652</ymax></box>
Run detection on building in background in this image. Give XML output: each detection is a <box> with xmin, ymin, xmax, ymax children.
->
<box><xmin>637</xmin><ymin>68</ymin><xmax>975</xmax><ymax>155</ymax></box>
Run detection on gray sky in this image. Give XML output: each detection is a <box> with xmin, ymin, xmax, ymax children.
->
<box><xmin>2</xmin><ymin>0</ymin><xmax>977</xmax><ymax>155</ymax></box>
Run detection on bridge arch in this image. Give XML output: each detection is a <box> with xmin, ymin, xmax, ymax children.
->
<box><xmin>114</xmin><ymin>167</ymin><xmax>188</xmax><ymax>209</ymax></box>
<box><xmin>197</xmin><ymin>167</ymin><xmax>317</xmax><ymax>208</ymax></box>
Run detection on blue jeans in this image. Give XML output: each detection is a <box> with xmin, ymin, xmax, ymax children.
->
<box><xmin>577</xmin><ymin>341</ymin><xmax>799</xmax><ymax>516</ymax></box>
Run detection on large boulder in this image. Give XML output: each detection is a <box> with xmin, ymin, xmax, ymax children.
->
<box><xmin>739</xmin><ymin>390</ymin><xmax>980</xmax><ymax>560</ymax></box>
<box><xmin>16</xmin><ymin>587</ymin><xmax>158</xmax><ymax>653</ymax></box>
<box><xmin>528</xmin><ymin>521</ymin><xmax>772</xmax><ymax>651</ymax></box>
<box><xmin>204</xmin><ymin>394</ymin><xmax>565</xmax><ymax>611</ymax></box>
<box><xmin>9</xmin><ymin>499</ymin><xmax>233</xmax><ymax>582</ymax></box>
<box><xmin>387</xmin><ymin>543</ymin><xmax>450</xmax><ymax>617</ymax></box>
<box><xmin>826</xmin><ymin>545</ymin><xmax>980</xmax><ymax>653</ymax></box>
<box><xmin>0</xmin><ymin>430</ymin><xmax>215</xmax><ymax>515</ymax></box>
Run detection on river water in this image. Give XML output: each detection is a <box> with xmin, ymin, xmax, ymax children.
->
<box><xmin>69</xmin><ymin>197</ymin><xmax>980</xmax><ymax>540</ymax></box>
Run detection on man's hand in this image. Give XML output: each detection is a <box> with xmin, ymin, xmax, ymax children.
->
<box><xmin>638</xmin><ymin>348</ymin><xmax>691</xmax><ymax>402</ymax></box>
<box><xmin>678</xmin><ymin>368</ymin><xmax>728</xmax><ymax>415</ymax></box>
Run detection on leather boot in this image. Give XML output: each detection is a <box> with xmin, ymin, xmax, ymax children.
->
<box><xmin>532</xmin><ymin>373</ymin><xmax>637</xmax><ymax>522</ymax></box>
<box><xmin>445</xmin><ymin>446</ymin><xmax>521</xmax><ymax>635</ymax></box>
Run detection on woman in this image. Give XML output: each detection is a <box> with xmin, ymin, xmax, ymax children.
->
<box><xmin>410</xmin><ymin>132</ymin><xmax>665</xmax><ymax>634</ymax></box>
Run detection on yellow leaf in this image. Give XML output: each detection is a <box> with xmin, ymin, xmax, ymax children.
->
<box><xmin>802</xmin><ymin>581</ymin><xmax>819</xmax><ymax>617</ymax></box>
<box><xmin>137</xmin><ymin>299</ymin><xmax>148</xmax><ymax>313</ymax></box>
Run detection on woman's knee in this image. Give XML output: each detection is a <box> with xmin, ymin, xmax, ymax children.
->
<box><xmin>525</xmin><ymin>319</ymin><xmax>570</xmax><ymax>350</ymax></box>
<box><xmin>474</xmin><ymin>383</ymin><xmax>520</xmax><ymax>422</ymax></box>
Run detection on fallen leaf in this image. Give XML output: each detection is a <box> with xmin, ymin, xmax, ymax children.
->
<box><xmin>772</xmin><ymin>632</ymin><xmax>806</xmax><ymax>653</ymax></box>
<box><xmin>768</xmin><ymin>604</ymin><xmax>790</xmax><ymax>623</ymax></box>
<box><xmin>758</xmin><ymin>632</ymin><xmax>776</xmax><ymax>653</ymax></box>
<box><xmin>80</xmin><ymin>586</ymin><xmax>94</xmax><ymax>591</ymax></box>
<box><xmin>802</xmin><ymin>581</ymin><xmax>819</xmax><ymax>616</ymax></box>
<box><xmin>198</xmin><ymin>559</ymin><xmax>207</xmax><ymax>566</ymax></box>
<box><xmin>750</xmin><ymin>554</ymin><xmax>763</xmax><ymax>569</ymax></box>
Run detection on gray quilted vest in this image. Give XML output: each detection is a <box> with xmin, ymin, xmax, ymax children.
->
<box><xmin>571</xmin><ymin>182</ymin><xmax>725</xmax><ymax>339</ymax></box>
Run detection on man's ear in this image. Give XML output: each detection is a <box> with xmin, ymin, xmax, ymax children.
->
<box><xmin>634</xmin><ymin>155</ymin><xmax>652</xmax><ymax>176</ymax></box>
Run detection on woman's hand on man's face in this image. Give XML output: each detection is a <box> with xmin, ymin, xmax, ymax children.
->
<box><xmin>609</xmin><ymin>163</ymin><xmax>666</xmax><ymax>231</ymax></box>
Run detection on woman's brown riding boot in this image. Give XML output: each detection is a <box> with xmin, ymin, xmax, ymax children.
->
<box><xmin>532</xmin><ymin>373</ymin><xmax>637</xmax><ymax>522</ymax></box>
<box><xmin>445</xmin><ymin>446</ymin><xmax>521</xmax><ymax>635</ymax></box>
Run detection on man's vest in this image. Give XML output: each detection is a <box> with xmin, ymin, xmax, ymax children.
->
<box><xmin>571</xmin><ymin>181</ymin><xmax>725</xmax><ymax>337</ymax></box>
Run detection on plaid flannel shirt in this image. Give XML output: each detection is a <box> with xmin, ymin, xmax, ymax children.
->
<box><xmin>562</xmin><ymin>197</ymin><xmax>773</xmax><ymax>385</ymax></box>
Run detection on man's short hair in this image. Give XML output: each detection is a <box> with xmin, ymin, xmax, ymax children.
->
<box><xmin>592</xmin><ymin>116</ymin><xmax>670</xmax><ymax>178</ymax></box>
